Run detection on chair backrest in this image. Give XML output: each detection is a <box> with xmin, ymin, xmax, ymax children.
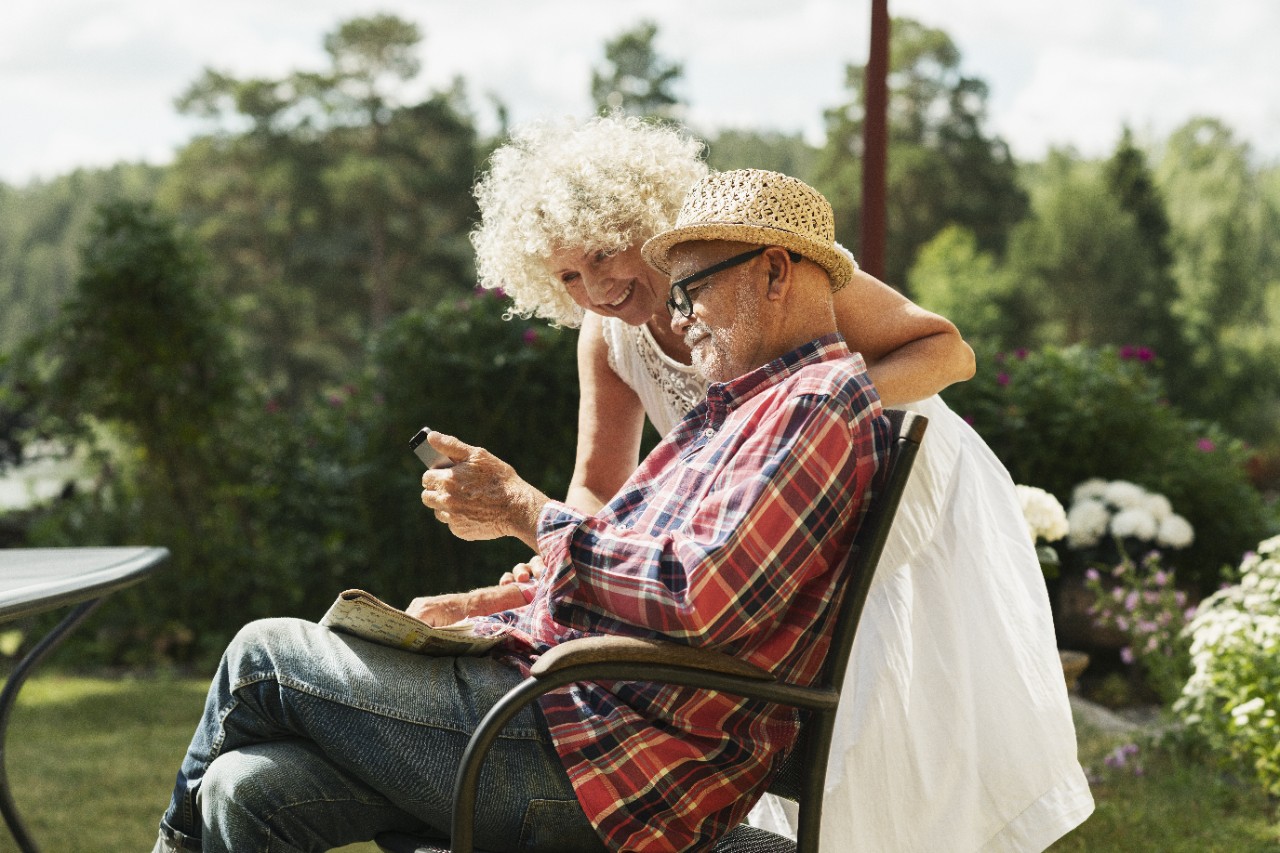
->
<box><xmin>761</xmin><ymin>409</ymin><xmax>927</xmax><ymax>843</ymax></box>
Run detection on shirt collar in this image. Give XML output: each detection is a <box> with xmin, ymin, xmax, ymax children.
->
<box><xmin>705</xmin><ymin>333</ymin><xmax>850</xmax><ymax>412</ymax></box>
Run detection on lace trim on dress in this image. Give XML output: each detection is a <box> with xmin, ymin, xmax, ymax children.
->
<box><xmin>630</xmin><ymin>322</ymin><xmax>707</xmax><ymax>424</ymax></box>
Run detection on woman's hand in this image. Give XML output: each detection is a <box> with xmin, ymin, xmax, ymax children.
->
<box><xmin>499</xmin><ymin>555</ymin><xmax>547</xmax><ymax>586</ymax></box>
<box><xmin>420</xmin><ymin>431</ymin><xmax>549</xmax><ymax>549</ymax></box>
<box><xmin>406</xmin><ymin>585</ymin><xmax>527</xmax><ymax>625</ymax></box>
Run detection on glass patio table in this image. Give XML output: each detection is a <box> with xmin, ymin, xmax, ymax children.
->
<box><xmin>0</xmin><ymin>546</ymin><xmax>170</xmax><ymax>853</ymax></box>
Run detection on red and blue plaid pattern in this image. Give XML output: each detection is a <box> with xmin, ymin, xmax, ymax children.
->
<box><xmin>482</xmin><ymin>335</ymin><xmax>888</xmax><ymax>851</ymax></box>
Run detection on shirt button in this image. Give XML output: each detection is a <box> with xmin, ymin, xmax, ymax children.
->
<box><xmin>703</xmin><ymin>428</ymin><xmax>715</xmax><ymax>438</ymax></box>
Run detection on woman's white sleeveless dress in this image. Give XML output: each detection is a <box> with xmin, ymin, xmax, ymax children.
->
<box><xmin>601</xmin><ymin>318</ymin><xmax>1094</xmax><ymax>852</ymax></box>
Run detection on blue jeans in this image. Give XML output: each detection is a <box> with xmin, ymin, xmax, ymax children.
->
<box><xmin>155</xmin><ymin>618</ymin><xmax>605</xmax><ymax>853</ymax></box>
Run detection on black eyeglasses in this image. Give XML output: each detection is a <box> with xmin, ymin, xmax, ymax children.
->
<box><xmin>666</xmin><ymin>247</ymin><xmax>804</xmax><ymax>318</ymax></box>
<box><xmin>665</xmin><ymin>247</ymin><xmax>767</xmax><ymax>318</ymax></box>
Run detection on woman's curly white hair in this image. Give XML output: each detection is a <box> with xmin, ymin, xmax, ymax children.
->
<box><xmin>470</xmin><ymin>114</ymin><xmax>708</xmax><ymax>328</ymax></box>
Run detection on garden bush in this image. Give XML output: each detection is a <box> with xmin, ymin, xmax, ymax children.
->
<box><xmin>1174</xmin><ymin>534</ymin><xmax>1280</xmax><ymax>798</ymax></box>
<box><xmin>941</xmin><ymin>343</ymin><xmax>1276</xmax><ymax>591</ymax></box>
<box><xmin>8</xmin><ymin>282</ymin><xmax>581</xmax><ymax>666</ymax></box>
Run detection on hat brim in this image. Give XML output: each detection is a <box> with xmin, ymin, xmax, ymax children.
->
<box><xmin>641</xmin><ymin>222</ymin><xmax>854</xmax><ymax>291</ymax></box>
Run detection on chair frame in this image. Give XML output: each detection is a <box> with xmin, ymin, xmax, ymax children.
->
<box><xmin>379</xmin><ymin>409</ymin><xmax>927</xmax><ymax>853</ymax></box>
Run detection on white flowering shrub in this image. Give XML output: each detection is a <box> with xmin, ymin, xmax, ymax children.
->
<box><xmin>1174</xmin><ymin>535</ymin><xmax>1280</xmax><ymax>797</ymax></box>
<box><xmin>1016</xmin><ymin>484</ymin><xmax>1069</xmax><ymax>577</ymax></box>
<box><xmin>1016</xmin><ymin>485</ymin><xmax>1069</xmax><ymax>544</ymax></box>
<box><xmin>1066</xmin><ymin>478</ymin><xmax>1194</xmax><ymax>552</ymax></box>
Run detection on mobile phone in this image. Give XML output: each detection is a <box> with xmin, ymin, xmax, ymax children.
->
<box><xmin>410</xmin><ymin>427</ymin><xmax>452</xmax><ymax>469</ymax></box>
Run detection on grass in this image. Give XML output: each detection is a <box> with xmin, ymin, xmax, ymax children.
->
<box><xmin>1</xmin><ymin>674</ymin><xmax>1277</xmax><ymax>851</ymax></box>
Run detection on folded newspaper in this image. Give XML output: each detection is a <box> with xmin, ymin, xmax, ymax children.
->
<box><xmin>320</xmin><ymin>588</ymin><xmax>506</xmax><ymax>656</ymax></box>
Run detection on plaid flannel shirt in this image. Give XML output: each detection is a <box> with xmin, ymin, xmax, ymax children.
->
<box><xmin>480</xmin><ymin>334</ymin><xmax>888</xmax><ymax>852</ymax></box>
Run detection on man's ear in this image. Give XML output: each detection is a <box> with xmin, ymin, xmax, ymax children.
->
<box><xmin>762</xmin><ymin>246</ymin><xmax>795</xmax><ymax>301</ymax></box>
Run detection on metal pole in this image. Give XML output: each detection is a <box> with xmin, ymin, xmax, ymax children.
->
<box><xmin>860</xmin><ymin>0</ymin><xmax>890</xmax><ymax>280</ymax></box>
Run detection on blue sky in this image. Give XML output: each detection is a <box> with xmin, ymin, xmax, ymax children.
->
<box><xmin>3</xmin><ymin>0</ymin><xmax>1277</xmax><ymax>185</ymax></box>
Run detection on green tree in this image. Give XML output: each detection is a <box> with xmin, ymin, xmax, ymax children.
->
<box><xmin>909</xmin><ymin>225</ymin><xmax>1030</xmax><ymax>347</ymax></box>
<box><xmin>590</xmin><ymin>21</ymin><xmax>684</xmax><ymax>121</ymax></box>
<box><xmin>706</xmin><ymin>129</ymin><xmax>819</xmax><ymax>181</ymax></box>
<box><xmin>0</xmin><ymin>165</ymin><xmax>163</xmax><ymax>354</ymax></box>
<box><xmin>1153</xmin><ymin>118</ymin><xmax>1280</xmax><ymax>441</ymax></box>
<box><xmin>162</xmin><ymin>14</ymin><xmax>480</xmax><ymax>400</ymax></box>
<box><xmin>1004</xmin><ymin>151</ymin><xmax>1157</xmax><ymax>347</ymax></box>
<box><xmin>1103</xmin><ymin>127</ymin><xmax>1188</xmax><ymax>366</ymax></box>
<box><xmin>815</xmin><ymin>17</ymin><xmax>1027</xmax><ymax>290</ymax></box>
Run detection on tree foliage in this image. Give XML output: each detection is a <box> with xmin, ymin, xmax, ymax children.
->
<box><xmin>590</xmin><ymin>20</ymin><xmax>684</xmax><ymax>121</ymax></box>
<box><xmin>815</xmin><ymin>17</ymin><xmax>1027</xmax><ymax>290</ymax></box>
<box><xmin>161</xmin><ymin>14</ymin><xmax>480</xmax><ymax>400</ymax></box>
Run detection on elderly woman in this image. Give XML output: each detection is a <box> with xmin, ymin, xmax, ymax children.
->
<box><xmin>463</xmin><ymin>116</ymin><xmax>1093</xmax><ymax>851</ymax></box>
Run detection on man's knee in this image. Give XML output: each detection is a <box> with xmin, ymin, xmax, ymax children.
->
<box><xmin>223</xmin><ymin>617</ymin><xmax>318</xmax><ymax>678</ymax></box>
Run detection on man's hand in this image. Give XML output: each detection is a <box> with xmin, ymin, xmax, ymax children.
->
<box><xmin>419</xmin><ymin>432</ymin><xmax>550</xmax><ymax>549</ymax></box>
<box><xmin>406</xmin><ymin>585</ymin><xmax>527</xmax><ymax>626</ymax></box>
<box><xmin>499</xmin><ymin>555</ymin><xmax>547</xmax><ymax>586</ymax></box>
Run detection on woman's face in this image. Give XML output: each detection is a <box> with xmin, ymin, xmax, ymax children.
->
<box><xmin>547</xmin><ymin>243</ymin><xmax>667</xmax><ymax>327</ymax></box>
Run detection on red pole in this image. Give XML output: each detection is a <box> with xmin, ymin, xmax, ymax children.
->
<box><xmin>860</xmin><ymin>0</ymin><xmax>889</xmax><ymax>280</ymax></box>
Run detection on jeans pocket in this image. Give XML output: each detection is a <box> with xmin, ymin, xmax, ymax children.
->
<box><xmin>517</xmin><ymin>797</ymin><xmax>606</xmax><ymax>852</ymax></box>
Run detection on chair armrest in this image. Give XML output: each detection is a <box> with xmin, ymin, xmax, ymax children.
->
<box><xmin>530</xmin><ymin>635</ymin><xmax>774</xmax><ymax>682</ymax></box>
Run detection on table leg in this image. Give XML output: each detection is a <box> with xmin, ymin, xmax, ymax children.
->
<box><xmin>0</xmin><ymin>598</ymin><xmax>105</xmax><ymax>853</ymax></box>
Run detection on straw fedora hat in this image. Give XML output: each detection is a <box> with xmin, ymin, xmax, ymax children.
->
<box><xmin>641</xmin><ymin>169</ymin><xmax>855</xmax><ymax>291</ymax></box>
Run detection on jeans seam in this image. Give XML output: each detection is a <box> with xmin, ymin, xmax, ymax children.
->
<box><xmin>231</xmin><ymin>670</ymin><xmax>543</xmax><ymax>739</ymax></box>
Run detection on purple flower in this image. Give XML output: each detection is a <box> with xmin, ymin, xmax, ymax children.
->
<box><xmin>1197</xmin><ymin>438</ymin><xmax>1216</xmax><ymax>453</ymax></box>
<box><xmin>997</xmin><ymin>372</ymin><xmax>1011</xmax><ymax>386</ymax></box>
<box><xmin>1153</xmin><ymin>569</ymin><xmax>1170</xmax><ymax>587</ymax></box>
<box><xmin>522</xmin><ymin>328</ymin><xmax>539</xmax><ymax>345</ymax></box>
<box><xmin>1120</xmin><ymin>647</ymin><xmax>1135</xmax><ymax>665</ymax></box>
<box><xmin>1120</xmin><ymin>345</ymin><xmax>1137</xmax><ymax>360</ymax></box>
<box><xmin>1124</xmin><ymin>591</ymin><xmax>1140</xmax><ymax>612</ymax></box>
<box><xmin>1085</xmin><ymin>568</ymin><xmax>1101</xmax><ymax>582</ymax></box>
<box><xmin>1015</xmin><ymin>347</ymin><xmax>1029</xmax><ymax>360</ymax></box>
<box><xmin>962</xmin><ymin>414</ymin><xmax>975</xmax><ymax>426</ymax></box>
<box><xmin>1137</xmin><ymin>347</ymin><xmax>1155</xmax><ymax>362</ymax></box>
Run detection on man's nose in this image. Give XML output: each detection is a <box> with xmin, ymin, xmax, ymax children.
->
<box><xmin>670</xmin><ymin>305</ymin><xmax>692</xmax><ymax>336</ymax></box>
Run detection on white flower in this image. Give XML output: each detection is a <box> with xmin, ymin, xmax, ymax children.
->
<box><xmin>1104</xmin><ymin>480</ymin><xmax>1148</xmax><ymax>509</ymax></box>
<box><xmin>1072</xmin><ymin>478</ymin><xmax>1109</xmax><ymax>504</ymax></box>
<box><xmin>1016</xmin><ymin>485</ymin><xmax>1069</xmax><ymax>543</ymax></box>
<box><xmin>1257</xmin><ymin>535</ymin><xmax>1280</xmax><ymax>558</ymax></box>
<box><xmin>1230</xmin><ymin>697</ymin><xmax>1265</xmax><ymax>721</ymax></box>
<box><xmin>1143</xmin><ymin>492</ymin><xmax>1173</xmax><ymax>522</ymax></box>
<box><xmin>1066</xmin><ymin>498</ymin><xmax>1110</xmax><ymax>549</ymax></box>
<box><xmin>1156</xmin><ymin>513</ymin><xmax>1195</xmax><ymax>549</ymax></box>
<box><xmin>1110</xmin><ymin>507</ymin><xmax>1159</xmax><ymax>541</ymax></box>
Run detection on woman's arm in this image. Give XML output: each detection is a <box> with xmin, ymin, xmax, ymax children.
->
<box><xmin>563</xmin><ymin>313</ymin><xmax>648</xmax><ymax>514</ymax></box>
<box><xmin>834</xmin><ymin>268</ymin><xmax>975</xmax><ymax>405</ymax></box>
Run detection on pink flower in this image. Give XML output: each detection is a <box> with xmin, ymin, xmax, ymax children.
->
<box><xmin>962</xmin><ymin>415</ymin><xmax>975</xmax><ymax>426</ymax></box>
<box><xmin>1137</xmin><ymin>347</ymin><xmax>1155</xmax><ymax>362</ymax></box>
<box><xmin>997</xmin><ymin>372</ymin><xmax>1011</xmax><ymax>386</ymax></box>
<box><xmin>1153</xmin><ymin>569</ymin><xmax>1170</xmax><ymax>587</ymax></box>
<box><xmin>1124</xmin><ymin>591</ymin><xmax>1140</xmax><ymax>612</ymax></box>
<box><xmin>1120</xmin><ymin>647</ymin><xmax>1135</xmax><ymax>665</ymax></box>
<box><xmin>522</xmin><ymin>328</ymin><xmax>539</xmax><ymax>345</ymax></box>
<box><xmin>1120</xmin><ymin>345</ymin><xmax>1137</xmax><ymax>360</ymax></box>
<box><xmin>1197</xmin><ymin>438</ymin><xmax>1216</xmax><ymax>452</ymax></box>
<box><xmin>1015</xmin><ymin>348</ymin><xmax>1029</xmax><ymax>359</ymax></box>
<box><xmin>1085</xmin><ymin>568</ymin><xmax>1101</xmax><ymax>582</ymax></box>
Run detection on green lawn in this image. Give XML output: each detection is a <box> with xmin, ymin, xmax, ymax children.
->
<box><xmin>2</xmin><ymin>674</ymin><xmax>1276</xmax><ymax>851</ymax></box>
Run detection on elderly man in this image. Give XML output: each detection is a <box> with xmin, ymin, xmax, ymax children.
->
<box><xmin>153</xmin><ymin>170</ymin><xmax>888</xmax><ymax>853</ymax></box>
